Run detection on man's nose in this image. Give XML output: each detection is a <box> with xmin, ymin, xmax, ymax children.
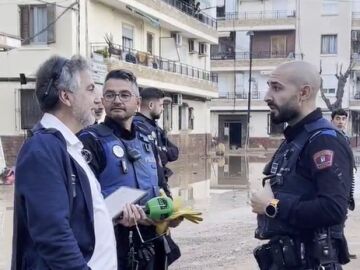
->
<box><xmin>264</xmin><ymin>90</ymin><xmax>271</xmax><ymax>103</ymax></box>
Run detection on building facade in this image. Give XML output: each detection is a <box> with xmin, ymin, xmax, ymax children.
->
<box><xmin>0</xmin><ymin>0</ymin><xmax>219</xmax><ymax>184</ymax></box>
<box><xmin>211</xmin><ymin>0</ymin><xmax>359</xmax><ymax>150</ymax></box>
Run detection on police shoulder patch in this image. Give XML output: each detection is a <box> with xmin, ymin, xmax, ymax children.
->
<box><xmin>313</xmin><ymin>150</ymin><xmax>334</xmax><ymax>170</ymax></box>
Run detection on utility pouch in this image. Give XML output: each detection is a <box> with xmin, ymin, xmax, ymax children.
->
<box><xmin>270</xmin><ymin>236</ymin><xmax>302</xmax><ymax>268</ymax></box>
<box><xmin>337</xmin><ymin>237</ymin><xmax>350</xmax><ymax>265</ymax></box>
<box><xmin>311</xmin><ymin>229</ymin><xmax>338</xmax><ymax>266</ymax></box>
<box><xmin>253</xmin><ymin>244</ymin><xmax>272</xmax><ymax>270</ymax></box>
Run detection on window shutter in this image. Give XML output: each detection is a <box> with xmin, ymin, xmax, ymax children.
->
<box><xmin>47</xmin><ymin>4</ymin><xmax>56</xmax><ymax>44</ymax></box>
<box><xmin>20</xmin><ymin>5</ymin><xmax>30</xmax><ymax>45</ymax></box>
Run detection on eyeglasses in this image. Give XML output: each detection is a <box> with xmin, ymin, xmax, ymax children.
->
<box><xmin>103</xmin><ymin>91</ymin><xmax>135</xmax><ymax>102</ymax></box>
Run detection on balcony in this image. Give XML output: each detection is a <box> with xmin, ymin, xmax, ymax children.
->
<box><xmin>99</xmin><ymin>0</ymin><xmax>218</xmax><ymax>43</ymax></box>
<box><xmin>351</xmin><ymin>53</ymin><xmax>360</xmax><ymax>70</ymax></box>
<box><xmin>210</xmin><ymin>92</ymin><xmax>268</xmax><ymax>110</ymax></box>
<box><xmin>161</xmin><ymin>0</ymin><xmax>216</xmax><ymax>28</ymax></box>
<box><xmin>353</xmin><ymin>12</ymin><xmax>360</xmax><ymax>28</ymax></box>
<box><xmin>91</xmin><ymin>43</ymin><xmax>218</xmax><ymax>98</ymax></box>
<box><xmin>217</xmin><ymin>10</ymin><xmax>296</xmax><ymax>31</ymax></box>
<box><xmin>211</xmin><ymin>51</ymin><xmax>303</xmax><ymax>71</ymax></box>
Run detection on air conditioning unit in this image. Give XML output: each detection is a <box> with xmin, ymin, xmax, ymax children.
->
<box><xmin>199</xmin><ymin>42</ymin><xmax>208</xmax><ymax>56</ymax></box>
<box><xmin>189</xmin><ymin>39</ymin><xmax>197</xmax><ymax>54</ymax></box>
<box><xmin>171</xmin><ymin>32</ymin><xmax>183</xmax><ymax>47</ymax></box>
<box><xmin>172</xmin><ymin>93</ymin><xmax>183</xmax><ymax>105</ymax></box>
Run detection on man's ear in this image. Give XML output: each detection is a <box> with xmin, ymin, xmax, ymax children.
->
<box><xmin>58</xmin><ymin>90</ymin><xmax>72</xmax><ymax>107</ymax></box>
<box><xmin>300</xmin><ymin>85</ymin><xmax>311</xmax><ymax>101</ymax></box>
<box><xmin>148</xmin><ymin>100</ymin><xmax>154</xmax><ymax>110</ymax></box>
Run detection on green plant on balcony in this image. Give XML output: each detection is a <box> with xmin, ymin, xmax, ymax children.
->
<box><xmin>94</xmin><ymin>48</ymin><xmax>109</xmax><ymax>58</ymax></box>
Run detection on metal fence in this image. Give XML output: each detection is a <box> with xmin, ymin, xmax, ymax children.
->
<box><xmin>217</xmin><ymin>10</ymin><xmax>296</xmax><ymax>21</ymax></box>
<box><xmin>91</xmin><ymin>43</ymin><xmax>218</xmax><ymax>83</ymax></box>
<box><xmin>161</xmin><ymin>0</ymin><xmax>217</xmax><ymax>28</ymax></box>
<box><xmin>211</xmin><ymin>51</ymin><xmax>303</xmax><ymax>60</ymax></box>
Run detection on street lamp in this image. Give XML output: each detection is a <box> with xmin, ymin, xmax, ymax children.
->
<box><xmin>246</xmin><ymin>31</ymin><xmax>254</xmax><ymax>150</ymax></box>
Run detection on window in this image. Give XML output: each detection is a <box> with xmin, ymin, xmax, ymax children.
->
<box><xmin>163</xmin><ymin>99</ymin><xmax>172</xmax><ymax>131</ymax></box>
<box><xmin>321</xmin><ymin>35</ymin><xmax>337</xmax><ymax>54</ymax></box>
<box><xmin>20</xmin><ymin>4</ymin><xmax>56</xmax><ymax>45</ymax></box>
<box><xmin>267</xmin><ymin>114</ymin><xmax>285</xmax><ymax>136</ymax></box>
<box><xmin>322</xmin><ymin>0</ymin><xmax>338</xmax><ymax>15</ymax></box>
<box><xmin>178</xmin><ymin>103</ymin><xmax>188</xmax><ymax>130</ymax></box>
<box><xmin>189</xmin><ymin>39</ymin><xmax>196</xmax><ymax>53</ymax></box>
<box><xmin>188</xmin><ymin>107</ymin><xmax>194</xmax><ymax>130</ymax></box>
<box><xmin>20</xmin><ymin>89</ymin><xmax>43</xmax><ymax>129</ymax></box>
<box><xmin>147</xmin><ymin>32</ymin><xmax>153</xmax><ymax>54</ymax></box>
<box><xmin>322</xmin><ymin>88</ymin><xmax>336</xmax><ymax>95</ymax></box>
<box><xmin>122</xmin><ymin>24</ymin><xmax>134</xmax><ymax>49</ymax></box>
<box><xmin>270</xmin><ymin>35</ymin><xmax>287</xmax><ymax>58</ymax></box>
<box><xmin>199</xmin><ymin>43</ymin><xmax>208</xmax><ymax>56</ymax></box>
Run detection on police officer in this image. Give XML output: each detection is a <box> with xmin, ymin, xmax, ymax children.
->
<box><xmin>133</xmin><ymin>87</ymin><xmax>179</xmax><ymax>197</ymax></box>
<box><xmin>78</xmin><ymin>69</ymin><xmax>179</xmax><ymax>270</ymax></box>
<box><xmin>250</xmin><ymin>61</ymin><xmax>354</xmax><ymax>270</ymax></box>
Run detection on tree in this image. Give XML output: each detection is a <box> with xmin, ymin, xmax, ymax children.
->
<box><xmin>319</xmin><ymin>61</ymin><xmax>354</xmax><ymax>111</ymax></box>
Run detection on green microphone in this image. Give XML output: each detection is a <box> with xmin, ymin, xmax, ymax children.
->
<box><xmin>143</xmin><ymin>196</ymin><xmax>173</xmax><ymax>220</ymax></box>
<box><xmin>118</xmin><ymin>196</ymin><xmax>173</xmax><ymax>221</ymax></box>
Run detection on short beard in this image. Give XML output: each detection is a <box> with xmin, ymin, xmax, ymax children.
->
<box><xmin>150</xmin><ymin>112</ymin><xmax>161</xmax><ymax>120</ymax></box>
<box><xmin>271</xmin><ymin>107</ymin><xmax>299</xmax><ymax>125</ymax></box>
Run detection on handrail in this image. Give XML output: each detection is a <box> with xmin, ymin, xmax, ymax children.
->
<box><xmin>161</xmin><ymin>0</ymin><xmax>217</xmax><ymax>28</ymax></box>
<box><xmin>217</xmin><ymin>10</ymin><xmax>296</xmax><ymax>21</ymax></box>
<box><xmin>211</xmin><ymin>51</ymin><xmax>303</xmax><ymax>60</ymax></box>
<box><xmin>91</xmin><ymin>42</ymin><xmax>218</xmax><ymax>83</ymax></box>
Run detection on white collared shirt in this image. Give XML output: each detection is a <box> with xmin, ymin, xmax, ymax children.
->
<box><xmin>41</xmin><ymin>113</ymin><xmax>117</xmax><ymax>270</ymax></box>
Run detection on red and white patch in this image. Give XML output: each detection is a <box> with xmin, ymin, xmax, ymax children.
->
<box><xmin>313</xmin><ymin>150</ymin><xmax>334</xmax><ymax>170</ymax></box>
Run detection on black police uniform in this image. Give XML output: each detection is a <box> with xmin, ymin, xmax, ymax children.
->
<box><xmin>254</xmin><ymin>109</ymin><xmax>354</xmax><ymax>270</ymax></box>
<box><xmin>133</xmin><ymin>112</ymin><xmax>179</xmax><ymax>197</ymax></box>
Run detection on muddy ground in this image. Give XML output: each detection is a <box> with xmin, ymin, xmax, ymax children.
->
<box><xmin>171</xmin><ymin>188</ymin><xmax>360</xmax><ymax>270</ymax></box>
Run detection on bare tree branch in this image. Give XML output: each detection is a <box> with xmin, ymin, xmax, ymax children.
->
<box><xmin>320</xmin><ymin>61</ymin><xmax>353</xmax><ymax>111</ymax></box>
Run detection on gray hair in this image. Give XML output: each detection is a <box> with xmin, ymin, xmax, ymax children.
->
<box><xmin>36</xmin><ymin>55</ymin><xmax>90</xmax><ymax>112</ymax></box>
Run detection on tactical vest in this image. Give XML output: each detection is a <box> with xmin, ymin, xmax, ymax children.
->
<box><xmin>81</xmin><ymin>124</ymin><xmax>159</xmax><ymax>204</ymax></box>
<box><xmin>256</xmin><ymin>117</ymin><xmax>353</xmax><ymax>240</ymax></box>
<box><xmin>133</xmin><ymin>115</ymin><xmax>164</xmax><ymax>149</ymax></box>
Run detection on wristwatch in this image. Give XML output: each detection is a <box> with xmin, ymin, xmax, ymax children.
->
<box><xmin>265</xmin><ymin>199</ymin><xmax>279</xmax><ymax>218</ymax></box>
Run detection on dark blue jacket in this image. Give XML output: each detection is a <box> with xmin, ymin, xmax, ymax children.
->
<box><xmin>12</xmin><ymin>127</ymin><xmax>95</xmax><ymax>270</ymax></box>
<box><xmin>256</xmin><ymin>110</ymin><xmax>353</xmax><ymax>240</ymax></box>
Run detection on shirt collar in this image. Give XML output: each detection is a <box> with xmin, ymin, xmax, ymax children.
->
<box><xmin>40</xmin><ymin>113</ymin><xmax>83</xmax><ymax>150</ymax></box>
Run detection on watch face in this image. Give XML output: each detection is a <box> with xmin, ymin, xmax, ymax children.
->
<box><xmin>266</xmin><ymin>205</ymin><xmax>276</xmax><ymax>217</ymax></box>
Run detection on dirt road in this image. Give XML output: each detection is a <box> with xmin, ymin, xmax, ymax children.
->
<box><xmin>171</xmin><ymin>189</ymin><xmax>360</xmax><ymax>270</ymax></box>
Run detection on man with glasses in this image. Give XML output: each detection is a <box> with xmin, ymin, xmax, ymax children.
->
<box><xmin>78</xmin><ymin>69</ymin><xmax>177</xmax><ymax>270</ymax></box>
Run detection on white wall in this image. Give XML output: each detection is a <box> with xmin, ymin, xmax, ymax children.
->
<box><xmin>250</xmin><ymin>111</ymin><xmax>268</xmax><ymax>137</ymax></box>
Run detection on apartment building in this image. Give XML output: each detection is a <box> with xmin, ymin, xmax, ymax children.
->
<box><xmin>0</xmin><ymin>0</ymin><xmax>219</xmax><ymax>184</ymax></box>
<box><xmin>210</xmin><ymin>0</ymin><xmax>358</xmax><ymax>150</ymax></box>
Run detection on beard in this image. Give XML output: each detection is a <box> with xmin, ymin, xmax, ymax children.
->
<box><xmin>150</xmin><ymin>111</ymin><xmax>161</xmax><ymax>120</ymax></box>
<box><xmin>75</xmin><ymin>109</ymin><xmax>95</xmax><ymax>128</ymax></box>
<box><xmin>271</xmin><ymin>105</ymin><xmax>300</xmax><ymax>125</ymax></box>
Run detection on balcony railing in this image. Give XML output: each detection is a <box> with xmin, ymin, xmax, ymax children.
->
<box><xmin>211</xmin><ymin>51</ymin><xmax>303</xmax><ymax>60</ymax></box>
<box><xmin>161</xmin><ymin>0</ymin><xmax>217</xmax><ymax>28</ymax></box>
<box><xmin>91</xmin><ymin>42</ymin><xmax>218</xmax><ymax>83</ymax></box>
<box><xmin>217</xmin><ymin>91</ymin><xmax>263</xmax><ymax>100</ymax></box>
<box><xmin>353</xmin><ymin>12</ymin><xmax>360</xmax><ymax>19</ymax></box>
<box><xmin>217</xmin><ymin>10</ymin><xmax>296</xmax><ymax>21</ymax></box>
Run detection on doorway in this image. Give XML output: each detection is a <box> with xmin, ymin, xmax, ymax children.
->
<box><xmin>229</xmin><ymin>122</ymin><xmax>242</xmax><ymax>150</ymax></box>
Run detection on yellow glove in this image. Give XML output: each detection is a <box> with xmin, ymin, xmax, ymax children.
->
<box><xmin>155</xmin><ymin>196</ymin><xmax>203</xmax><ymax>234</ymax></box>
